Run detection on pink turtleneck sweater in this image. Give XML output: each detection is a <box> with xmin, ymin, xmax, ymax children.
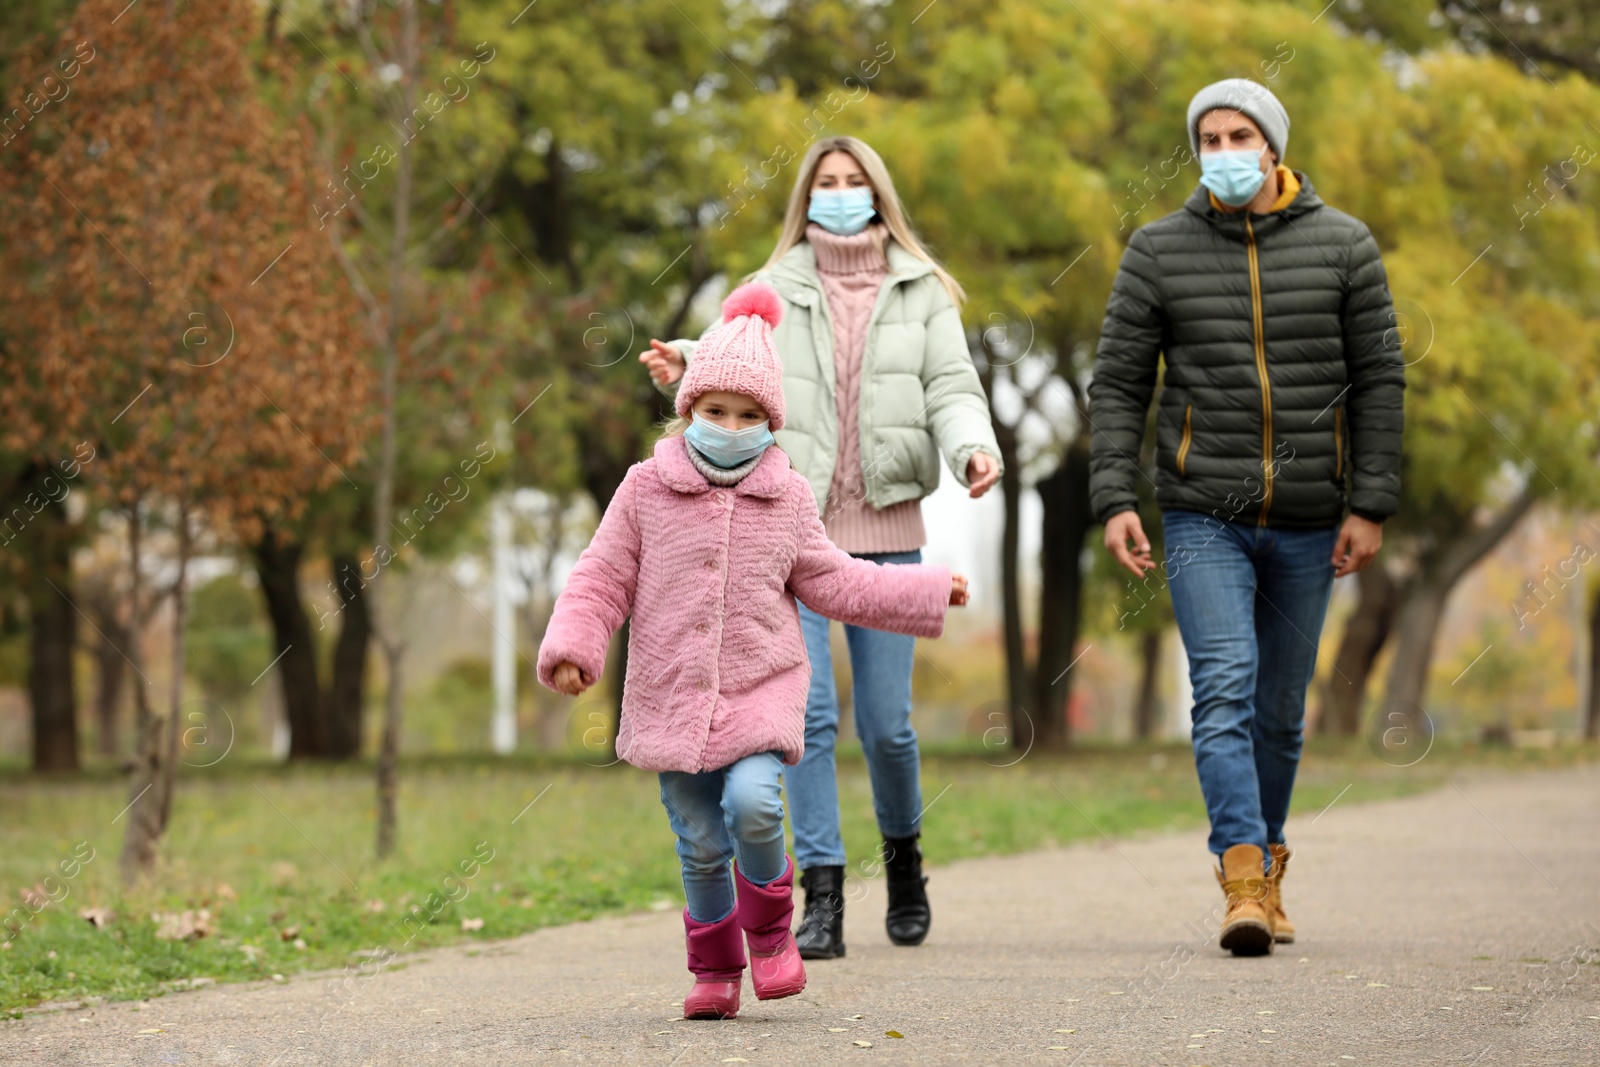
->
<box><xmin>808</xmin><ymin>223</ymin><xmax>926</xmax><ymax>554</ymax></box>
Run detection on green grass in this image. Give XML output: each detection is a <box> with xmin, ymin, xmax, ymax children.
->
<box><xmin>0</xmin><ymin>738</ymin><xmax>1593</xmax><ymax>1013</ymax></box>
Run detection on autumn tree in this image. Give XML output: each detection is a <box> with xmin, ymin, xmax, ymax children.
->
<box><xmin>0</xmin><ymin>0</ymin><xmax>371</xmax><ymax>879</ymax></box>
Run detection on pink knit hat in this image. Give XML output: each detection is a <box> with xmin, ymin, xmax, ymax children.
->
<box><xmin>675</xmin><ymin>282</ymin><xmax>787</xmax><ymax>430</ymax></box>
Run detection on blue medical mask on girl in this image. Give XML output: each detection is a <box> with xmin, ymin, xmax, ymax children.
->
<box><xmin>684</xmin><ymin>413</ymin><xmax>775</xmax><ymax>469</ymax></box>
<box><xmin>1199</xmin><ymin>144</ymin><xmax>1271</xmax><ymax>207</ymax></box>
<box><xmin>807</xmin><ymin>187</ymin><xmax>877</xmax><ymax>235</ymax></box>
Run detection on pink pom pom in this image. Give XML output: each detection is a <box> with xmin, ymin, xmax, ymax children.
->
<box><xmin>720</xmin><ymin>282</ymin><xmax>783</xmax><ymax>328</ymax></box>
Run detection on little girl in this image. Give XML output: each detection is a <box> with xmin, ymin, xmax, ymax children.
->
<box><xmin>538</xmin><ymin>282</ymin><xmax>967</xmax><ymax>1020</ymax></box>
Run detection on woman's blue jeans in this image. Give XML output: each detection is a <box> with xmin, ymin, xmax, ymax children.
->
<box><xmin>658</xmin><ymin>751</ymin><xmax>787</xmax><ymax>923</ymax></box>
<box><xmin>1161</xmin><ymin>509</ymin><xmax>1339</xmax><ymax>863</ymax></box>
<box><xmin>790</xmin><ymin>549</ymin><xmax>924</xmax><ymax>870</ymax></box>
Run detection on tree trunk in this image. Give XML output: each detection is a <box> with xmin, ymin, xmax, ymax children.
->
<box><xmin>1032</xmin><ymin>439</ymin><xmax>1093</xmax><ymax>749</ymax></box>
<box><xmin>92</xmin><ymin>617</ymin><xmax>128</xmax><ymax>758</ymax></box>
<box><xmin>27</xmin><ymin>498</ymin><xmax>79</xmax><ymax>772</ymax></box>
<box><xmin>1585</xmin><ymin>580</ymin><xmax>1600</xmax><ymax>741</ymax></box>
<box><xmin>1379</xmin><ymin>487</ymin><xmax>1538</xmax><ymax>718</ymax></box>
<box><xmin>119</xmin><ymin>505</ymin><xmax>165</xmax><ymax>882</ymax></box>
<box><xmin>374</xmin><ymin>637</ymin><xmax>403</xmax><ymax>857</ymax></box>
<box><xmin>1133</xmin><ymin>628</ymin><xmax>1161</xmax><ymax>739</ymax></box>
<box><xmin>324</xmin><ymin>551</ymin><xmax>370</xmax><ymax>759</ymax></box>
<box><xmin>373</xmin><ymin>0</ymin><xmax>419</xmax><ymax>860</ymax></box>
<box><xmin>1317</xmin><ymin>561</ymin><xmax>1400</xmax><ymax>736</ymax></box>
<box><xmin>991</xmin><ymin>412</ymin><xmax>1028</xmax><ymax>746</ymax></box>
<box><xmin>252</xmin><ymin>527</ymin><xmax>326</xmax><ymax>758</ymax></box>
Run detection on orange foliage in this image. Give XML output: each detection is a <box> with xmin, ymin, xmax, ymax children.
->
<box><xmin>0</xmin><ymin>0</ymin><xmax>373</xmax><ymax>541</ymax></box>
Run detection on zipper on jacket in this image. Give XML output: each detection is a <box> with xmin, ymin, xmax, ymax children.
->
<box><xmin>1177</xmin><ymin>403</ymin><xmax>1193</xmax><ymax>477</ymax></box>
<box><xmin>1333</xmin><ymin>406</ymin><xmax>1343</xmax><ymax>481</ymax></box>
<box><xmin>1244</xmin><ymin>216</ymin><xmax>1273</xmax><ymax>526</ymax></box>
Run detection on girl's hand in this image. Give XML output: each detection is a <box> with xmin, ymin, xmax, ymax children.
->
<box><xmin>949</xmin><ymin>573</ymin><xmax>969</xmax><ymax>607</ymax></box>
<box><xmin>638</xmin><ymin>339</ymin><xmax>685</xmax><ymax>385</ymax></box>
<box><xmin>551</xmin><ymin>661</ymin><xmax>592</xmax><ymax>696</ymax></box>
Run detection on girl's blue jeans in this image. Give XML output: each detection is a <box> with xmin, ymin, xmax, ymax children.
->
<box><xmin>658</xmin><ymin>751</ymin><xmax>787</xmax><ymax>923</ymax></box>
<box><xmin>1161</xmin><ymin>509</ymin><xmax>1339</xmax><ymax>865</ymax></box>
<box><xmin>790</xmin><ymin>549</ymin><xmax>925</xmax><ymax>870</ymax></box>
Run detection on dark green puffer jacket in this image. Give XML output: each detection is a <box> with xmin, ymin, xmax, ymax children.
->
<box><xmin>1088</xmin><ymin>174</ymin><xmax>1405</xmax><ymax>529</ymax></box>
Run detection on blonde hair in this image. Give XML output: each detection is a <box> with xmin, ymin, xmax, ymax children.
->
<box><xmin>761</xmin><ymin>136</ymin><xmax>966</xmax><ymax>306</ymax></box>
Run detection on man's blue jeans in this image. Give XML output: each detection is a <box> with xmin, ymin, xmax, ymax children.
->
<box><xmin>790</xmin><ymin>550</ymin><xmax>924</xmax><ymax>870</ymax></box>
<box><xmin>1161</xmin><ymin>509</ymin><xmax>1339</xmax><ymax>863</ymax></box>
<box><xmin>658</xmin><ymin>751</ymin><xmax>787</xmax><ymax>923</ymax></box>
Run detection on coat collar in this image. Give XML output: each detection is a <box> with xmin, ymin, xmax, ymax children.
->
<box><xmin>652</xmin><ymin>435</ymin><xmax>792</xmax><ymax>498</ymax></box>
<box><xmin>1183</xmin><ymin>169</ymin><xmax>1324</xmax><ymax>240</ymax></box>
<box><xmin>764</xmin><ymin>235</ymin><xmax>934</xmax><ymax>300</ymax></box>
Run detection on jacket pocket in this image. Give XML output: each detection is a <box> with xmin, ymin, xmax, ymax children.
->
<box><xmin>1176</xmin><ymin>403</ymin><xmax>1194</xmax><ymax>477</ymax></box>
<box><xmin>1333</xmin><ymin>406</ymin><xmax>1344</xmax><ymax>482</ymax></box>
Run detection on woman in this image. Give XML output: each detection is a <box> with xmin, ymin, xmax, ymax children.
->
<box><xmin>640</xmin><ymin>135</ymin><xmax>1001</xmax><ymax>958</ymax></box>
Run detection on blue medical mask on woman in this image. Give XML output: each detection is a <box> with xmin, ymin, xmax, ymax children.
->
<box><xmin>1199</xmin><ymin>146</ymin><xmax>1270</xmax><ymax>207</ymax></box>
<box><xmin>684</xmin><ymin>413</ymin><xmax>775</xmax><ymax>469</ymax></box>
<box><xmin>807</xmin><ymin>187</ymin><xmax>877</xmax><ymax>235</ymax></box>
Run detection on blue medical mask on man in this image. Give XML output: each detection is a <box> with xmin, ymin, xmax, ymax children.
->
<box><xmin>1199</xmin><ymin>144</ymin><xmax>1271</xmax><ymax>207</ymax></box>
<box><xmin>807</xmin><ymin>187</ymin><xmax>877</xmax><ymax>235</ymax></box>
<box><xmin>684</xmin><ymin>413</ymin><xmax>776</xmax><ymax>469</ymax></box>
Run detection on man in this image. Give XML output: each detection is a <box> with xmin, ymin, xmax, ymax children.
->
<box><xmin>1087</xmin><ymin>79</ymin><xmax>1405</xmax><ymax>956</ymax></box>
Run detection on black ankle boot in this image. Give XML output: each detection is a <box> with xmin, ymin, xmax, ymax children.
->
<box><xmin>794</xmin><ymin>865</ymin><xmax>846</xmax><ymax>960</ymax></box>
<box><xmin>882</xmin><ymin>834</ymin><xmax>930</xmax><ymax>946</ymax></box>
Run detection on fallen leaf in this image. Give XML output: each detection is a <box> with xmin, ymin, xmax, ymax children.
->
<box><xmin>1107</xmin><ymin>990</ymin><xmax>1124</xmax><ymax>995</ymax></box>
<box><xmin>215</xmin><ymin>883</ymin><xmax>237</xmax><ymax>901</ymax></box>
<box><xmin>137</xmin><ymin>1028</ymin><xmax>164</xmax><ymax>1035</ymax></box>
<box><xmin>78</xmin><ymin>907</ymin><xmax>116</xmax><ymax>929</ymax></box>
<box><xmin>1049</xmin><ymin>1047</ymin><xmax>1070</xmax><ymax>1051</ymax></box>
<box><xmin>1056</xmin><ymin>1029</ymin><xmax>1077</xmax><ymax>1034</ymax></box>
<box><xmin>1438</xmin><ymin>1007</ymin><xmax>1453</xmax><ymax>1011</ymax></box>
<box><xmin>1470</xmin><ymin>986</ymin><xmax>1494</xmax><ymax>991</ymax></box>
<box><xmin>853</xmin><ymin>1040</ymin><xmax>872</xmax><ymax>1048</ymax></box>
<box><xmin>1257</xmin><ymin>1010</ymin><xmax>1276</xmax><ymax>1015</ymax></box>
<box><xmin>847</xmin><ymin>1013</ymin><xmax>864</xmax><ymax>1020</ymax></box>
<box><xmin>460</xmin><ymin>917</ymin><xmax>485</xmax><ymax>932</ymax></box>
<box><xmin>1367</xmin><ymin>982</ymin><xmax>1388</xmax><ymax>988</ymax></box>
<box><xmin>153</xmin><ymin>909</ymin><xmax>214</xmax><ymax>941</ymax></box>
<box><xmin>828</xmin><ymin>1027</ymin><xmax>849</xmax><ymax>1033</ymax></box>
<box><xmin>279</xmin><ymin>926</ymin><xmax>300</xmax><ymax>941</ymax></box>
<box><xmin>1187</xmin><ymin>1044</ymin><xmax>1203</xmax><ymax>1049</ymax></box>
<box><xmin>1262</xmin><ymin>1029</ymin><xmax>1277</xmax><ymax>1033</ymax></box>
<box><xmin>885</xmin><ymin>1031</ymin><xmax>903</xmax><ymax>1039</ymax></box>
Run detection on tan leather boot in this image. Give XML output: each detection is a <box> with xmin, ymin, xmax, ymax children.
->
<box><xmin>1267</xmin><ymin>843</ymin><xmax>1295</xmax><ymax>944</ymax></box>
<box><xmin>1215</xmin><ymin>843</ymin><xmax>1273</xmax><ymax>956</ymax></box>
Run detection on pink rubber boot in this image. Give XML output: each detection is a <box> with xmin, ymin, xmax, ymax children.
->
<box><xmin>735</xmin><ymin>857</ymin><xmax>807</xmax><ymax>1001</ymax></box>
<box><xmin>682</xmin><ymin>908</ymin><xmax>746</xmax><ymax>1020</ymax></box>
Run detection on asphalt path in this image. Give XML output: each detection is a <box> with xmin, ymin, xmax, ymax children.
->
<box><xmin>6</xmin><ymin>766</ymin><xmax>1598</xmax><ymax>1066</ymax></box>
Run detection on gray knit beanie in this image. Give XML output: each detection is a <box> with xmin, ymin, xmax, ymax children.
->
<box><xmin>1186</xmin><ymin>78</ymin><xmax>1290</xmax><ymax>163</ymax></box>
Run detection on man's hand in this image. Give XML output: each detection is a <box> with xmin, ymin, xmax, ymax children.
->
<box><xmin>1104</xmin><ymin>510</ymin><xmax>1157</xmax><ymax>578</ymax></box>
<box><xmin>1332</xmin><ymin>514</ymin><xmax>1382</xmax><ymax>577</ymax></box>
<box><xmin>949</xmin><ymin>573</ymin><xmax>970</xmax><ymax>606</ymax></box>
<box><xmin>638</xmin><ymin>339</ymin><xmax>685</xmax><ymax>385</ymax></box>
<box><xmin>551</xmin><ymin>661</ymin><xmax>592</xmax><ymax>696</ymax></box>
<box><xmin>966</xmin><ymin>452</ymin><xmax>1000</xmax><ymax>498</ymax></box>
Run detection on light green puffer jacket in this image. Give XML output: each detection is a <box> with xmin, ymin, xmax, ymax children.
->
<box><xmin>664</xmin><ymin>239</ymin><xmax>1002</xmax><ymax>515</ymax></box>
